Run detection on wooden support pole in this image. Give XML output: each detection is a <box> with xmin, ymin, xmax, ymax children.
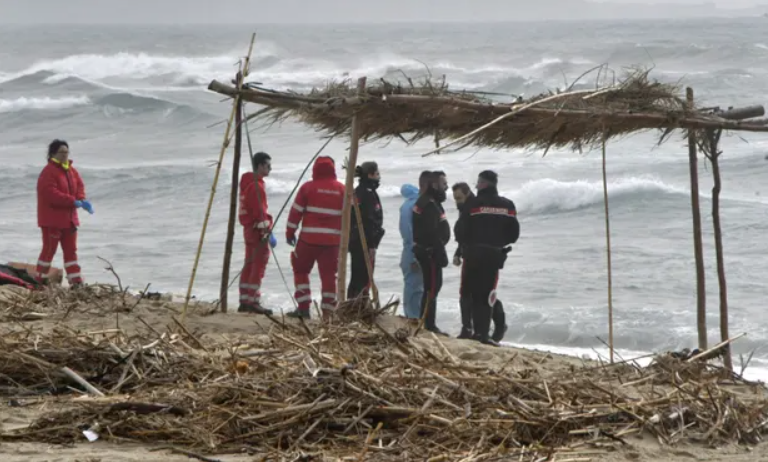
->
<box><xmin>686</xmin><ymin>87</ymin><xmax>707</xmax><ymax>351</ymax></box>
<box><xmin>182</xmin><ymin>33</ymin><xmax>256</xmax><ymax>322</ymax></box>
<box><xmin>220</xmin><ymin>71</ymin><xmax>244</xmax><ymax>313</ymax></box>
<box><xmin>336</xmin><ymin>76</ymin><xmax>367</xmax><ymax>306</ymax></box>
<box><xmin>706</xmin><ymin>128</ymin><xmax>732</xmax><ymax>371</ymax></box>
<box><xmin>601</xmin><ymin>136</ymin><xmax>614</xmax><ymax>364</ymax></box>
<box><xmin>352</xmin><ymin>196</ymin><xmax>379</xmax><ymax>304</ymax></box>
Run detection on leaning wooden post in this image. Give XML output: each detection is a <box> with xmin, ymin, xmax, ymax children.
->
<box><xmin>182</xmin><ymin>34</ymin><xmax>256</xmax><ymax>322</ymax></box>
<box><xmin>336</xmin><ymin>76</ymin><xmax>367</xmax><ymax>305</ymax></box>
<box><xmin>706</xmin><ymin>128</ymin><xmax>732</xmax><ymax>371</ymax></box>
<box><xmin>601</xmin><ymin>135</ymin><xmax>614</xmax><ymax>364</ymax></box>
<box><xmin>686</xmin><ymin>87</ymin><xmax>707</xmax><ymax>350</ymax></box>
<box><xmin>219</xmin><ymin>70</ymin><xmax>244</xmax><ymax>313</ymax></box>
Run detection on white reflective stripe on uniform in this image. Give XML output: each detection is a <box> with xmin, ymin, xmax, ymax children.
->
<box><xmin>302</xmin><ymin>227</ymin><xmax>341</xmax><ymax>235</ymax></box>
<box><xmin>321</xmin><ymin>303</ymin><xmax>336</xmax><ymax>311</ymax></box>
<box><xmin>287</xmin><ymin>222</ymin><xmax>299</xmax><ymax>229</ymax></box>
<box><xmin>239</xmin><ymin>294</ymin><xmax>251</xmax><ymax>300</ymax></box>
<box><xmin>295</xmin><ymin>284</ymin><xmax>310</xmax><ymax>291</ymax></box>
<box><xmin>39</xmin><ymin>272</ymin><xmax>49</xmax><ymax>279</ymax></box>
<box><xmin>292</xmin><ymin>204</ymin><xmax>305</xmax><ymax>212</ymax></box>
<box><xmin>321</xmin><ymin>293</ymin><xmax>337</xmax><ymax>300</ymax></box>
<box><xmin>67</xmin><ymin>273</ymin><xmax>82</xmax><ymax>280</ymax></box>
<box><xmin>37</xmin><ymin>260</ymin><xmax>51</xmax><ymax>267</ymax></box>
<box><xmin>64</xmin><ymin>261</ymin><xmax>79</xmax><ymax>268</ymax></box>
<box><xmin>296</xmin><ymin>295</ymin><xmax>312</xmax><ymax>303</ymax></box>
<box><xmin>305</xmin><ymin>206</ymin><xmax>342</xmax><ymax>216</ymax></box>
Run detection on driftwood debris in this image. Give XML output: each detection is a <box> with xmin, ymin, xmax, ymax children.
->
<box><xmin>0</xmin><ymin>291</ymin><xmax>764</xmax><ymax>461</ymax></box>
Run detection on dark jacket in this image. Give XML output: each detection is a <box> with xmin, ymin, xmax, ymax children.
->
<box><xmin>455</xmin><ymin>186</ymin><xmax>519</xmax><ymax>268</ymax></box>
<box><xmin>350</xmin><ymin>178</ymin><xmax>385</xmax><ymax>249</ymax></box>
<box><xmin>412</xmin><ymin>189</ymin><xmax>451</xmax><ymax>267</ymax></box>
<box><xmin>453</xmin><ymin>194</ymin><xmax>474</xmax><ymax>260</ymax></box>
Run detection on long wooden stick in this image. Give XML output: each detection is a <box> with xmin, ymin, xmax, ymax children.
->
<box><xmin>707</xmin><ymin>128</ymin><xmax>732</xmax><ymax>371</ymax></box>
<box><xmin>61</xmin><ymin>366</ymin><xmax>105</xmax><ymax>397</ymax></box>
<box><xmin>219</xmin><ymin>71</ymin><xmax>244</xmax><ymax>313</ymax></box>
<box><xmin>686</xmin><ymin>87</ymin><xmax>707</xmax><ymax>350</ymax></box>
<box><xmin>351</xmin><ymin>194</ymin><xmax>379</xmax><ymax>303</ymax></box>
<box><xmin>182</xmin><ymin>33</ymin><xmax>256</xmax><ymax>322</ymax></box>
<box><xmin>601</xmin><ymin>136</ymin><xmax>614</xmax><ymax>364</ymax></box>
<box><xmin>336</xmin><ymin>76</ymin><xmax>367</xmax><ymax>306</ymax></box>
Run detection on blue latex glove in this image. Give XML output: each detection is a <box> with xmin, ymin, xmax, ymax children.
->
<box><xmin>74</xmin><ymin>200</ymin><xmax>83</xmax><ymax>209</ymax></box>
<box><xmin>287</xmin><ymin>236</ymin><xmax>297</xmax><ymax>247</ymax></box>
<box><xmin>81</xmin><ymin>199</ymin><xmax>94</xmax><ymax>215</ymax></box>
<box><xmin>269</xmin><ymin>233</ymin><xmax>277</xmax><ymax>249</ymax></box>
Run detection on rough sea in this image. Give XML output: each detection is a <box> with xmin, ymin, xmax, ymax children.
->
<box><xmin>2</xmin><ymin>19</ymin><xmax>768</xmax><ymax>378</ymax></box>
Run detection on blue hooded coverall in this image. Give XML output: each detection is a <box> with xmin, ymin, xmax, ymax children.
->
<box><xmin>399</xmin><ymin>184</ymin><xmax>424</xmax><ymax>318</ymax></box>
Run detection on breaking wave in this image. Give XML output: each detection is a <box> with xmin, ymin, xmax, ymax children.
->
<box><xmin>0</xmin><ymin>95</ymin><xmax>91</xmax><ymax>113</ymax></box>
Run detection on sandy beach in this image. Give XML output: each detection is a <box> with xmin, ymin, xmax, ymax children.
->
<box><xmin>0</xmin><ymin>284</ymin><xmax>766</xmax><ymax>462</ymax></box>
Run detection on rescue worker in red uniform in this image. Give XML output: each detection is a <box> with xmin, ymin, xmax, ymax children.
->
<box><xmin>347</xmin><ymin>161</ymin><xmax>385</xmax><ymax>300</ymax></box>
<box><xmin>455</xmin><ymin>170</ymin><xmax>520</xmax><ymax>346</ymax></box>
<box><xmin>238</xmin><ymin>151</ymin><xmax>276</xmax><ymax>315</ymax></box>
<box><xmin>35</xmin><ymin>139</ymin><xmax>94</xmax><ymax>287</ymax></box>
<box><xmin>285</xmin><ymin>156</ymin><xmax>345</xmax><ymax>319</ymax></box>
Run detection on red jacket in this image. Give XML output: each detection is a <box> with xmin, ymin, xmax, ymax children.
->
<box><xmin>239</xmin><ymin>172</ymin><xmax>272</xmax><ymax>232</ymax></box>
<box><xmin>286</xmin><ymin>156</ymin><xmax>345</xmax><ymax>246</ymax></box>
<box><xmin>37</xmin><ymin>159</ymin><xmax>85</xmax><ymax>229</ymax></box>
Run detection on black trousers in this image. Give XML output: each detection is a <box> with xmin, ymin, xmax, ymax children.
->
<box><xmin>462</xmin><ymin>260</ymin><xmax>500</xmax><ymax>340</ymax></box>
<box><xmin>460</xmin><ymin>263</ymin><xmax>505</xmax><ymax>334</ymax></box>
<box><xmin>415</xmin><ymin>253</ymin><xmax>443</xmax><ymax>331</ymax></box>
<box><xmin>347</xmin><ymin>243</ymin><xmax>374</xmax><ymax>300</ymax></box>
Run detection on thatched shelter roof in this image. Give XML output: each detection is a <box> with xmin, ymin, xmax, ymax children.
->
<box><xmin>207</xmin><ymin>70</ymin><xmax>768</xmax><ymax>154</ymax></box>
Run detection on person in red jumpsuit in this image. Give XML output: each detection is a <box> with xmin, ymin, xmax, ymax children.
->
<box><xmin>285</xmin><ymin>156</ymin><xmax>345</xmax><ymax>319</ymax></box>
<box><xmin>238</xmin><ymin>151</ymin><xmax>276</xmax><ymax>315</ymax></box>
<box><xmin>35</xmin><ymin>139</ymin><xmax>94</xmax><ymax>287</ymax></box>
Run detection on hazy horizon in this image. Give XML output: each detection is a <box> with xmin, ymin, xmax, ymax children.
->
<box><xmin>1</xmin><ymin>0</ymin><xmax>767</xmax><ymax>24</ymax></box>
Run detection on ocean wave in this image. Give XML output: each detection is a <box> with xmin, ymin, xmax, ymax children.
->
<box><xmin>0</xmin><ymin>95</ymin><xmax>91</xmax><ymax>113</ymax></box>
<box><xmin>0</xmin><ymin>49</ymin><xmax>596</xmax><ymax>94</ymax></box>
<box><xmin>507</xmin><ymin>176</ymin><xmax>685</xmax><ymax>214</ymax></box>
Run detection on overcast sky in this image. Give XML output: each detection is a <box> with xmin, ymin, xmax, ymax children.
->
<box><xmin>0</xmin><ymin>0</ymin><xmax>765</xmax><ymax>24</ymax></box>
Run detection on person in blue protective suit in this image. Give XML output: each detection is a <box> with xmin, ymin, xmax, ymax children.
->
<box><xmin>398</xmin><ymin>172</ymin><xmax>431</xmax><ymax>320</ymax></box>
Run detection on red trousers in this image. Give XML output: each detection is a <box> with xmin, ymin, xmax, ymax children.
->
<box><xmin>36</xmin><ymin>227</ymin><xmax>82</xmax><ymax>285</ymax></box>
<box><xmin>290</xmin><ymin>240</ymin><xmax>338</xmax><ymax>312</ymax></box>
<box><xmin>240</xmin><ymin>228</ymin><xmax>270</xmax><ymax>306</ymax></box>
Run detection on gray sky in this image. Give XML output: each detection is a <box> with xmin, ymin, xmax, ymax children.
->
<box><xmin>0</xmin><ymin>0</ymin><xmax>765</xmax><ymax>24</ymax></box>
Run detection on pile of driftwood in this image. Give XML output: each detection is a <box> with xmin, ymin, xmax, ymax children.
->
<box><xmin>0</xmin><ymin>282</ymin><xmax>214</xmax><ymax>323</ymax></box>
<box><xmin>0</xmin><ymin>305</ymin><xmax>765</xmax><ymax>461</ymax></box>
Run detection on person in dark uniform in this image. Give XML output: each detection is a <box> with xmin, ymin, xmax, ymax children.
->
<box><xmin>452</xmin><ymin>182</ymin><xmax>509</xmax><ymax>341</ymax></box>
<box><xmin>412</xmin><ymin>171</ymin><xmax>450</xmax><ymax>336</ymax></box>
<box><xmin>348</xmin><ymin>161</ymin><xmax>385</xmax><ymax>299</ymax></box>
<box><xmin>451</xmin><ymin>182</ymin><xmax>475</xmax><ymax>339</ymax></box>
<box><xmin>455</xmin><ymin>170</ymin><xmax>519</xmax><ymax>346</ymax></box>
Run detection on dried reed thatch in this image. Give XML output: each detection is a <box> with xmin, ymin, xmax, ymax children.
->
<box><xmin>1</xmin><ymin>297</ymin><xmax>766</xmax><ymax>461</ymax></box>
<box><xmin>208</xmin><ymin>68</ymin><xmax>768</xmax><ymax>155</ymax></box>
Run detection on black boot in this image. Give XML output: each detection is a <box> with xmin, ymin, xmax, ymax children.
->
<box><xmin>238</xmin><ymin>303</ymin><xmax>273</xmax><ymax>315</ymax></box>
<box><xmin>286</xmin><ymin>309</ymin><xmax>310</xmax><ymax>319</ymax></box>
<box><xmin>458</xmin><ymin>296</ymin><xmax>474</xmax><ymax>339</ymax></box>
<box><xmin>491</xmin><ymin>300</ymin><xmax>507</xmax><ymax>343</ymax></box>
<box><xmin>457</xmin><ymin>327</ymin><xmax>474</xmax><ymax>339</ymax></box>
<box><xmin>471</xmin><ymin>299</ymin><xmax>494</xmax><ymax>346</ymax></box>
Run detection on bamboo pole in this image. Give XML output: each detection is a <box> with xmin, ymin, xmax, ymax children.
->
<box><xmin>601</xmin><ymin>136</ymin><xmax>614</xmax><ymax>364</ymax></box>
<box><xmin>352</xmin><ymin>195</ymin><xmax>379</xmax><ymax>304</ymax></box>
<box><xmin>686</xmin><ymin>87</ymin><xmax>707</xmax><ymax>350</ymax></box>
<box><xmin>705</xmin><ymin>128</ymin><xmax>732</xmax><ymax>371</ymax></box>
<box><xmin>219</xmin><ymin>71</ymin><xmax>244</xmax><ymax>313</ymax></box>
<box><xmin>182</xmin><ymin>33</ymin><xmax>256</xmax><ymax>322</ymax></box>
<box><xmin>336</xmin><ymin>77</ymin><xmax>367</xmax><ymax>306</ymax></box>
